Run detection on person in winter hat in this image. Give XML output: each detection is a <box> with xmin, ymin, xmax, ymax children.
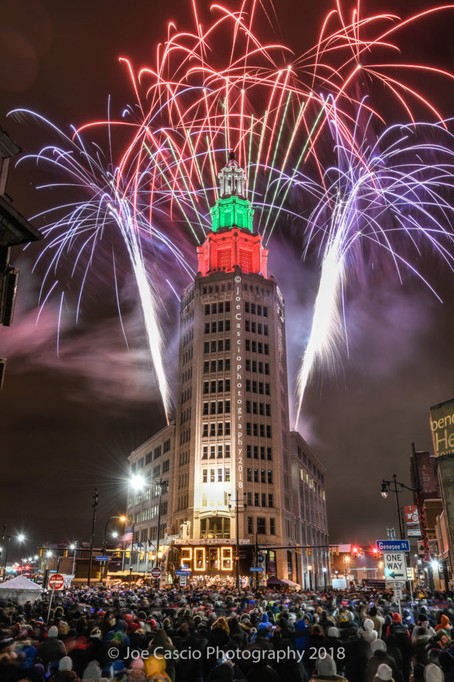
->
<box><xmin>50</xmin><ymin>655</ymin><xmax>79</xmax><ymax>682</ymax></box>
<box><xmin>127</xmin><ymin>658</ymin><xmax>146</xmax><ymax>682</ymax></box>
<box><xmin>310</xmin><ymin>653</ymin><xmax>348</xmax><ymax>681</ymax></box>
<box><xmin>367</xmin><ymin>640</ymin><xmax>401</xmax><ymax>682</ymax></box>
<box><xmin>38</xmin><ymin>625</ymin><xmax>67</xmax><ymax>666</ymax></box>
<box><xmin>435</xmin><ymin>615</ymin><xmax>452</xmax><ymax>636</ymax></box>
<box><xmin>362</xmin><ymin>619</ymin><xmax>378</xmax><ymax>643</ymax></box>
<box><xmin>81</xmin><ymin>660</ymin><xmax>108</xmax><ymax>681</ymax></box>
<box><xmin>373</xmin><ymin>664</ymin><xmax>394</xmax><ymax>682</ymax></box>
<box><xmin>423</xmin><ymin>663</ymin><xmax>444</xmax><ymax>682</ymax></box>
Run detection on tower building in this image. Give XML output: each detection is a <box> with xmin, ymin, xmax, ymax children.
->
<box><xmin>127</xmin><ymin>154</ymin><xmax>328</xmax><ymax>585</ymax></box>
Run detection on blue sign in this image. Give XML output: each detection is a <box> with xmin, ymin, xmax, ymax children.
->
<box><xmin>95</xmin><ymin>556</ymin><xmax>110</xmax><ymax>561</ymax></box>
<box><xmin>376</xmin><ymin>540</ymin><xmax>410</xmax><ymax>552</ymax></box>
<box><xmin>249</xmin><ymin>567</ymin><xmax>264</xmax><ymax>572</ymax></box>
<box><xmin>176</xmin><ymin>569</ymin><xmax>192</xmax><ymax>576</ymax></box>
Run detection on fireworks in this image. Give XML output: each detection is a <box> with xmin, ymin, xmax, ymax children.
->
<box><xmin>11</xmin><ymin>0</ymin><xmax>454</xmax><ymax>422</ymax></box>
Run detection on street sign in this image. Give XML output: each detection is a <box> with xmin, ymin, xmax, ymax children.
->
<box><xmin>48</xmin><ymin>573</ymin><xmax>65</xmax><ymax>590</ymax></box>
<box><xmin>376</xmin><ymin>540</ymin><xmax>410</xmax><ymax>552</ymax></box>
<box><xmin>383</xmin><ymin>552</ymin><xmax>407</xmax><ymax>581</ymax></box>
<box><xmin>95</xmin><ymin>556</ymin><xmax>109</xmax><ymax>562</ymax></box>
<box><xmin>394</xmin><ymin>587</ymin><xmax>403</xmax><ymax>599</ymax></box>
<box><xmin>407</xmin><ymin>567</ymin><xmax>415</xmax><ymax>580</ymax></box>
<box><xmin>151</xmin><ymin>567</ymin><xmax>161</xmax><ymax>579</ymax></box>
<box><xmin>249</xmin><ymin>567</ymin><xmax>264</xmax><ymax>572</ymax></box>
<box><xmin>175</xmin><ymin>569</ymin><xmax>191</xmax><ymax>576</ymax></box>
<box><xmin>180</xmin><ymin>576</ymin><xmax>187</xmax><ymax>586</ymax></box>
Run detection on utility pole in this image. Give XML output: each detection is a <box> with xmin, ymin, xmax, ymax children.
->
<box><xmin>87</xmin><ymin>489</ymin><xmax>99</xmax><ymax>587</ymax></box>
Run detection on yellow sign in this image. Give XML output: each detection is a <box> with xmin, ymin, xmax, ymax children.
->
<box><xmin>430</xmin><ymin>398</ymin><xmax>454</xmax><ymax>458</ymax></box>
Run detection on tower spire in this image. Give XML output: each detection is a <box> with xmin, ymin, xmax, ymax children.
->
<box><xmin>218</xmin><ymin>150</ymin><xmax>246</xmax><ymax>198</ymax></box>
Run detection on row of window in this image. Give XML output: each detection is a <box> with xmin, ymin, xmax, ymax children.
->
<box><xmin>247</xmin><ymin>445</ymin><xmax>273</xmax><ymax>461</ymax></box>
<box><xmin>245</xmin><ymin>360</ymin><xmax>270</xmax><ymax>375</ymax></box>
<box><xmin>245</xmin><ymin>320</ymin><xmax>268</xmax><ymax>335</ymax></box>
<box><xmin>246</xmin><ymin>401</ymin><xmax>271</xmax><ymax>417</ymax></box>
<box><xmin>248</xmin><ymin>516</ymin><xmax>276</xmax><ymax>535</ymax></box>
<box><xmin>245</xmin><ymin>380</ymin><xmax>270</xmax><ymax>395</ymax></box>
<box><xmin>181</xmin><ymin>387</ymin><xmax>192</xmax><ymax>404</ymax></box>
<box><xmin>246</xmin><ymin>422</ymin><xmax>272</xmax><ymax>438</ymax></box>
<box><xmin>203</xmin><ymin>379</ymin><xmax>231</xmax><ymax>394</ymax></box>
<box><xmin>202</xmin><ymin>468</ymin><xmax>231</xmax><ymax>483</ymax></box>
<box><xmin>204</xmin><ymin>358</ymin><xmax>231</xmax><ymax>374</ymax></box>
<box><xmin>202</xmin><ymin>400</ymin><xmax>231</xmax><ymax>416</ymax></box>
<box><xmin>204</xmin><ymin>320</ymin><xmax>231</xmax><ymax>334</ymax></box>
<box><xmin>180</xmin><ymin>407</ymin><xmax>191</xmax><ymax>425</ymax></box>
<box><xmin>204</xmin><ymin>302</ymin><xmax>231</xmax><ymax>315</ymax></box>
<box><xmin>182</xmin><ymin>347</ymin><xmax>193</xmax><ymax>366</ymax></box>
<box><xmin>244</xmin><ymin>302</ymin><xmax>268</xmax><ymax>316</ymax></box>
<box><xmin>202</xmin><ymin>444</ymin><xmax>231</xmax><ymax>459</ymax></box>
<box><xmin>202</xmin><ymin>422</ymin><xmax>231</xmax><ymax>438</ymax></box>
<box><xmin>246</xmin><ymin>491</ymin><xmax>274</xmax><ymax>508</ymax></box>
<box><xmin>202</xmin><ymin>283</ymin><xmax>233</xmax><ymax>294</ymax></box>
<box><xmin>247</xmin><ymin>468</ymin><xmax>273</xmax><ymax>484</ymax></box>
<box><xmin>177</xmin><ymin>471</ymin><xmax>189</xmax><ymax>489</ymax></box>
<box><xmin>181</xmin><ymin>367</ymin><xmax>192</xmax><ymax>383</ymax></box>
<box><xmin>245</xmin><ymin>340</ymin><xmax>269</xmax><ymax>354</ymax></box>
<box><xmin>182</xmin><ymin>328</ymin><xmax>194</xmax><ymax>347</ymax></box>
<box><xmin>179</xmin><ymin>451</ymin><xmax>190</xmax><ymax>466</ymax></box>
<box><xmin>179</xmin><ymin>428</ymin><xmax>191</xmax><ymax>445</ymax></box>
<box><xmin>204</xmin><ymin>339</ymin><xmax>231</xmax><ymax>354</ymax></box>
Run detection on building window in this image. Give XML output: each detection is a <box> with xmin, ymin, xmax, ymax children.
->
<box><xmin>163</xmin><ymin>439</ymin><xmax>171</xmax><ymax>453</ymax></box>
<box><xmin>218</xmin><ymin>445</ymin><xmax>223</xmax><ymax>458</ymax></box>
<box><xmin>267</xmin><ymin>470</ymin><xmax>273</xmax><ymax>484</ymax></box>
<box><xmin>202</xmin><ymin>470</ymin><xmax>207</xmax><ymax>483</ymax></box>
<box><xmin>225</xmin><ymin>468</ymin><xmax>230</xmax><ymax>482</ymax></box>
<box><xmin>247</xmin><ymin>468</ymin><xmax>252</xmax><ymax>482</ymax></box>
<box><xmin>247</xmin><ymin>516</ymin><xmax>253</xmax><ymax>533</ymax></box>
<box><xmin>202</xmin><ymin>424</ymin><xmax>208</xmax><ymax>438</ymax></box>
<box><xmin>257</xmin><ymin>517</ymin><xmax>266</xmax><ymax>534</ymax></box>
<box><xmin>210</xmin><ymin>469</ymin><xmax>215</xmax><ymax>482</ymax></box>
<box><xmin>270</xmin><ymin>518</ymin><xmax>275</xmax><ymax>535</ymax></box>
<box><xmin>261</xmin><ymin>469</ymin><xmax>266</xmax><ymax>483</ymax></box>
<box><xmin>210</xmin><ymin>446</ymin><xmax>215</xmax><ymax>459</ymax></box>
<box><xmin>254</xmin><ymin>492</ymin><xmax>259</xmax><ymax>506</ymax></box>
<box><xmin>218</xmin><ymin>468</ymin><xmax>223</xmax><ymax>482</ymax></box>
<box><xmin>202</xmin><ymin>446</ymin><xmax>208</xmax><ymax>460</ymax></box>
<box><xmin>225</xmin><ymin>444</ymin><xmax>230</xmax><ymax>458</ymax></box>
<box><xmin>254</xmin><ymin>469</ymin><xmax>259</xmax><ymax>483</ymax></box>
<box><xmin>268</xmin><ymin>493</ymin><xmax>274</xmax><ymax>507</ymax></box>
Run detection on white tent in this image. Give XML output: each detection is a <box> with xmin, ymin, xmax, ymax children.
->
<box><xmin>0</xmin><ymin>575</ymin><xmax>43</xmax><ymax>604</ymax></box>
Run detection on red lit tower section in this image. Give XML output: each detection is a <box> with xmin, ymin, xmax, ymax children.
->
<box><xmin>197</xmin><ymin>227</ymin><xmax>268</xmax><ymax>278</ymax></box>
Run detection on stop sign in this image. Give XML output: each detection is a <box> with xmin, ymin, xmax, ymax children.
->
<box><xmin>48</xmin><ymin>573</ymin><xmax>65</xmax><ymax>590</ymax></box>
<box><xmin>151</xmin><ymin>567</ymin><xmax>161</xmax><ymax>579</ymax></box>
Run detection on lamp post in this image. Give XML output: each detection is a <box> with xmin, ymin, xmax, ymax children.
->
<box><xmin>87</xmin><ymin>489</ymin><xmax>99</xmax><ymax>587</ymax></box>
<box><xmin>380</xmin><ymin>475</ymin><xmax>408</xmax><ymax>539</ymax></box>
<box><xmin>129</xmin><ymin>475</ymin><xmax>168</xmax><ymax>582</ymax></box>
<box><xmin>69</xmin><ymin>543</ymin><xmax>77</xmax><ymax>576</ymax></box>
<box><xmin>228</xmin><ymin>490</ymin><xmax>247</xmax><ymax>591</ymax></box>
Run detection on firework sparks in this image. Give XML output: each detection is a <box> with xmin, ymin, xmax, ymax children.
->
<box><xmin>11</xmin><ymin>0</ymin><xmax>454</xmax><ymax>423</ymax></box>
<box><xmin>294</xmin><ymin>109</ymin><xmax>454</xmax><ymax>426</ymax></box>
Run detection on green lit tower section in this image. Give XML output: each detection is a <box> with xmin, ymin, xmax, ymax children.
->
<box><xmin>210</xmin><ymin>152</ymin><xmax>254</xmax><ymax>233</ymax></box>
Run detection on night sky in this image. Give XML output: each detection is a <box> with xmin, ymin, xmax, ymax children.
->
<box><xmin>1</xmin><ymin>0</ymin><xmax>453</xmax><ymax>561</ymax></box>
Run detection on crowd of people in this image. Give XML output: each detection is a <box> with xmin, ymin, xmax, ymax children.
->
<box><xmin>0</xmin><ymin>583</ymin><xmax>453</xmax><ymax>682</ymax></box>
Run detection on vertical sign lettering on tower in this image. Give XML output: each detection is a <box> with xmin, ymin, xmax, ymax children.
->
<box><xmin>234</xmin><ymin>275</ymin><xmax>243</xmax><ymax>490</ymax></box>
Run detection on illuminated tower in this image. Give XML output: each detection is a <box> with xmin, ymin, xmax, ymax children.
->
<box><xmin>127</xmin><ymin>153</ymin><xmax>329</xmax><ymax>584</ymax></box>
<box><xmin>170</xmin><ymin>152</ymin><xmax>294</xmax><ymax>578</ymax></box>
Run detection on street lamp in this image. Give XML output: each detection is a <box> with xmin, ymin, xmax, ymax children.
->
<box><xmin>380</xmin><ymin>474</ymin><xmax>417</xmax><ymax>539</ymax></box>
<box><xmin>69</xmin><ymin>543</ymin><xmax>77</xmax><ymax>576</ymax></box>
<box><xmin>228</xmin><ymin>490</ymin><xmax>247</xmax><ymax>591</ymax></box>
<box><xmin>128</xmin><ymin>474</ymin><xmax>168</xmax><ymax>578</ymax></box>
<box><xmin>101</xmin><ymin>515</ymin><xmax>126</xmax><ymax>581</ymax></box>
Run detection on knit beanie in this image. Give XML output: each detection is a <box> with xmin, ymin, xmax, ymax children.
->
<box><xmin>376</xmin><ymin>664</ymin><xmax>393</xmax><ymax>681</ymax></box>
<box><xmin>316</xmin><ymin>654</ymin><xmax>336</xmax><ymax>677</ymax></box>
<box><xmin>48</xmin><ymin>625</ymin><xmax>58</xmax><ymax>638</ymax></box>
<box><xmin>371</xmin><ymin>639</ymin><xmax>387</xmax><ymax>653</ymax></box>
<box><xmin>59</xmin><ymin>656</ymin><xmax>73</xmax><ymax>671</ymax></box>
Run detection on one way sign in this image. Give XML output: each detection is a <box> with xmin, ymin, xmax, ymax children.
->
<box><xmin>383</xmin><ymin>552</ymin><xmax>407</xmax><ymax>581</ymax></box>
